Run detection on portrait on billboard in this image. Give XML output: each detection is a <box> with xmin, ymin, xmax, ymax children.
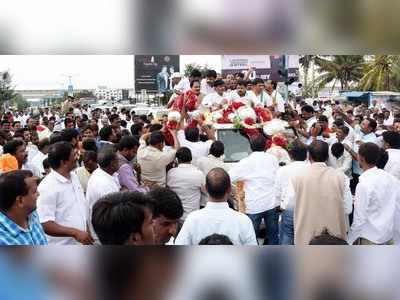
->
<box><xmin>135</xmin><ymin>55</ymin><xmax>180</xmax><ymax>92</ymax></box>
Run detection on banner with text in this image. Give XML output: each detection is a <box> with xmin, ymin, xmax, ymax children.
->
<box><xmin>221</xmin><ymin>55</ymin><xmax>299</xmax><ymax>82</ymax></box>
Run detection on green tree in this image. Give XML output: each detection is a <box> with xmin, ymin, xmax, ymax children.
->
<box><xmin>11</xmin><ymin>94</ymin><xmax>30</xmax><ymax>111</ymax></box>
<box><xmin>358</xmin><ymin>55</ymin><xmax>400</xmax><ymax>91</ymax></box>
<box><xmin>314</xmin><ymin>55</ymin><xmax>365</xmax><ymax>91</ymax></box>
<box><xmin>183</xmin><ymin>63</ymin><xmax>210</xmax><ymax>77</ymax></box>
<box><xmin>390</xmin><ymin>56</ymin><xmax>400</xmax><ymax>91</ymax></box>
<box><xmin>0</xmin><ymin>71</ymin><xmax>16</xmax><ymax>110</ymax></box>
<box><xmin>299</xmin><ymin>55</ymin><xmax>317</xmax><ymax>96</ymax></box>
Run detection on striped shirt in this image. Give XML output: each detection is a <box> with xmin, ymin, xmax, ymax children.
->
<box><xmin>0</xmin><ymin>211</ymin><xmax>47</xmax><ymax>245</ymax></box>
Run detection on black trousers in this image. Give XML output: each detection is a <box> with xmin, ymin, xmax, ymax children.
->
<box><xmin>349</xmin><ymin>174</ymin><xmax>360</xmax><ymax>226</ymax></box>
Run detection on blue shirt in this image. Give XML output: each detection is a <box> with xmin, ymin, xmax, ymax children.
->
<box><xmin>0</xmin><ymin>211</ymin><xmax>48</xmax><ymax>245</ymax></box>
<box><xmin>353</xmin><ymin>131</ymin><xmax>378</xmax><ymax>175</ymax></box>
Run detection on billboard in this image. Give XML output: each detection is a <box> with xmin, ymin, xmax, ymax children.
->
<box><xmin>134</xmin><ymin>55</ymin><xmax>180</xmax><ymax>92</ymax></box>
<box><xmin>221</xmin><ymin>55</ymin><xmax>299</xmax><ymax>82</ymax></box>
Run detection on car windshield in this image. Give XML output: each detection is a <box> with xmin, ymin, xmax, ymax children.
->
<box><xmin>217</xmin><ymin>129</ymin><xmax>252</xmax><ymax>163</ymax></box>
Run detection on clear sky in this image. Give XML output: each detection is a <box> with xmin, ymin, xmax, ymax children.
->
<box><xmin>0</xmin><ymin>55</ymin><xmax>222</xmax><ymax>90</ymax></box>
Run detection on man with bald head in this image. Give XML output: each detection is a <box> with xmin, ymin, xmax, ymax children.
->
<box><xmin>175</xmin><ymin>168</ymin><xmax>257</xmax><ymax>245</ymax></box>
<box><xmin>285</xmin><ymin>140</ymin><xmax>353</xmax><ymax>245</ymax></box>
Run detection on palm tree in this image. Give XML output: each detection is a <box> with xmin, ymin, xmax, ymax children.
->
<box><xmin>299</xmin><ymin>55</ymin><xmax>318</xmax><ymax>97</ymax></box>
<box><xmin>390</xmin><ymin>56</ymin><xmax>400</xmax><ymax>90</ymax></box>
<box><xmin>359</xmin><ymin>55</ymin><xmax>400</xmax><ymax>91</ymax></box>
<box><xmin>314</xmin><ymin>55</ymin><xmax>365</xmax><ymax>91</ymax></box>
<box><xmin>299</xmin><ymin>55</ymin><xmax>315</xmax><ymax>89</ymax></box>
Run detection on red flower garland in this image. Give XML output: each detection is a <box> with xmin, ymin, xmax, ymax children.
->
<box><xmin>172</xmin><ymin>90</ymin><xmax>199</xmax><ymax>112</ymax></box>
<box><xmin>166</xmin><ymin>120</ymin><xmax>178</xmax><ymax>130</ymax></box>
<box><xmin>187</xmin><ymin>119</ymin><xmax>198</xmax><ymax>128</ymax></box>
<box><xmin>271</xmin><ymin>134</ymin><xmax>288</xmax><ymax>148</ymax></box>
<box><xmin>254</xmin><ymin>107</ymin><xmax>272</xmax><ymax>123</ymax></box>
<box><xmin>163</xmin><ymin>129</ymin><xmax>174</xmax><ymax>147</ymax></box>
<box><xmin>232</xmin><ymin>101</ymin><xmax>246</xmax><ymax>111</ymax></box>
<box><xmin>244</xmin><ymin>117</ymin><xmax>255</xmax><ymax>126</ymax></box>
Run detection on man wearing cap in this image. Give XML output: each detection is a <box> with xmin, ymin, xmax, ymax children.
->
<box><xmin>170</xmin><ymin>72</ymin><xmax>182</xmax><ymax>89</ymax></box>
<box><xmin>167</xmin><ymin>72</ymin><xmax>183</xmax><ymax>108</ymax></box>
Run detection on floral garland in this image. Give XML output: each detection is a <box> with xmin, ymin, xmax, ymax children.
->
<box><xmin>172</xmin><ymin>90</ymin><xmax>199</xmax><ymax>112</ymax></box>
<box><xmin>271</xmin><ymin>134</ymin><xmax>288</xmax><ymax>149</ymax></box>
<box><xmin>167</xmin><ymin>99</ymin><xmax>291</xmax><ymax>141</ymax></box>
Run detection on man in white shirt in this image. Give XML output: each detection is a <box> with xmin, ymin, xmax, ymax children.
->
<box><xmin>31</xmin><ymin>138</ymin><xmax>50</xmax><ymax>177</ymax></box>
<box><xmin>247</xmin><ymin>78</ymin><xmax>267</xmax><ymax>107</ymax></box>
<box><xmin>170</xmin><ymin>72</ymin><xmax>182</xmax><ymax>89</ymax></box>
<box><xmin>229</xmin><ymin>135</ymin><xmax>280</xmax><ymax>245</ymax></box>
<box><xmin>345</xmin><ymin>118</ymin><xmax>379</xmax><ymax>192</ymax></box>
<box><xmin>200</xmin><ymin>69</ymin><xmax>217</xmax><ymax>95</ymax></box>
<box><xmin>21</xmin><ymin>112</ymin><xmax>30</xmax><ymax>128</ymax></box>
<box><xmin>174</xmin><ymin>77</ymin><xmax>190</xmax><ymax>95</ymax></box>
<box><xmin>383</xmin><ymin>110</ymin><xmax>394</xmax><ymax>127</ymax></box>
<box><xmin>228</xmin><ymin>79</ymin><xmax>252</xmax><ymax>106</ymax></box>
<box><xmin>137</xmin><ymin>130</ymin><xmax>179</xmax><ymax>187</ymax></box>
<box><xmin>174</xmin><ymin>69</ymin><xmax>202</xmax><ymax>95</ymax></box>
<box><xmin>175</xmin><ymin>168</ymin><xmax>257</xmax><ymax>245</ymax></box>
<box><xmin>167</xmin><ymin>147</ymin><xmax>205</xmax><ymax>220</ymax></box>
<box><xmin>72</xmin><ymin>103</ymin><xmax>82</xmax><ymax>118</ymax></box>
<box><xmin>167</xmin><ymin>73</ymin><xmax>183</xmax><ymax>108</ymax></box>
<box><xmin>15</xmin><ymin>128</ymin><xmax>38</xmax><ymax>163</ymax></box>
<box><xmin>275</xmin><ymin>140</ymin><xmax>308</xmax><ymax>245</ymax></box>
<box><xmin>382</xmin><ymin>131</ymin><xmax>400</xmax><ymax>181</ymax></box>
<box><xmin>37</xmin><ymin>142</ymin><xmax>93</xmax><ymax>245</ymax></box>
<box><xmin>22</xmin><ymin>160</ymin><xmax>42</xmax><ymax>179</ymax></box>
<box><xmin>302</xmin><ymin>105</ymin><xmax>318</xmax><ymax>132</ymax></box>
<box><xmin>201</xmin><ymin>79</ymin><xmax>228</xmax><ymax>110</ymax></box>
<box><xmin>348</xmin><ymin>143</ymin><xmax>400</xmax><ymax>245</ymax></box>
<box><xmin>295</xmin><ymin>105</ymin><xmax>318</xmax><ymax>143</ymax></box>
<box><xmin>177</xmin><ymin>125</ymin><xmax>214</xmax><ymax>163</ymax></box>
<box><xmin>14</xmin><ymin>112</ymin><xmax>24</xmax><ymax>126</ymax></box>
<box><xmin>50</xmin><ymin>111</ymin><xmax>61</xmax><ymax>123</ymax></box>
<box><xmin>195</xmin><ymin>141</ymin><xmax>230</xmax><ymax>175</ymax></box>
<box><xmin>264</xmin><ymin>79</ymin><xmax>285</xmax><ymax>113</ymax></box>
<box><xmin>86</xmin><ymin>147</ymin><xmax>121</xmax><ymax>243</ymax></box>
<box><xmin>328</xmin><ymin>142</ymin><xmax>353</xmax><ymax>178</ymax></box>
<box><xmin>329</xmin><ymin>125</ymin><xmax>353</xmax><ymax>149</ymax></box>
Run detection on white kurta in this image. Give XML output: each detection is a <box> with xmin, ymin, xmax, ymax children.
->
<box><xmin>175</xmin><ymin>202</ymin><xmax>257</xmax><ymax>245</ymax></box>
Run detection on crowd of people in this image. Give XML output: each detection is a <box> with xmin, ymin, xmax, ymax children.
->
<box><xmin>1</xmin><ymin>68</ymin><xmax>400</xmax><ymax>246</ymax></box>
